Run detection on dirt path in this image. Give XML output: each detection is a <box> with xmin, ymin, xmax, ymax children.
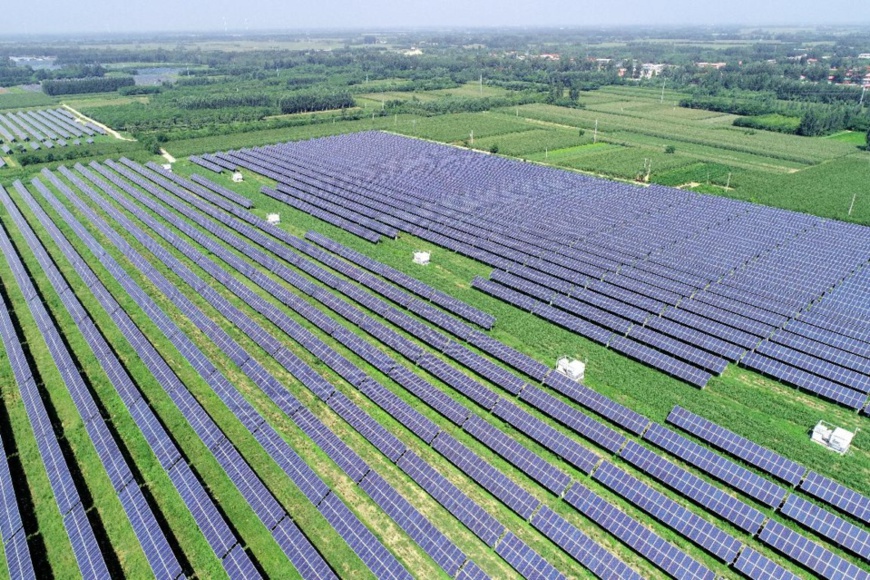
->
<box><xmin>60</xmin><ymin>104</ymin><xmax>134</xmax><ymax>141</ymax></box>
<box><xmin>160</xmin><ymin>148</ymin><xmax>176</xmax><ymax>163</ymax></box>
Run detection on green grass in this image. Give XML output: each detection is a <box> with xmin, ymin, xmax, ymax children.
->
<box><xmin>0</xmin><ymin>92</ymin><xmax>56</xmax><ymax>110</ymax></box>
<box><xmin>827</xmin><ymin>130</ymin><xmax>869</xmax><ymax>146</ymax></box>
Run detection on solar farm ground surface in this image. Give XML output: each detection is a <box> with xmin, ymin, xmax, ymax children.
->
<box><xmin>0</xmin><ymin>134</ymin><xmax>867</xmax><ymax>579</ymax></box>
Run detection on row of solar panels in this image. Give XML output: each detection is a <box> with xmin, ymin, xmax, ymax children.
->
<box><xmin>264</xmin><ymin>135</ymin><xmax>864</xmax><ymax>340</ymax></box>
<box><xmin>141</xmin><ymin>157</ymin><xmax>870</xmax><ymax>580</ymax></box>
<box><xmin>13</xmin><ymin>154</ymin><xmax>864</xmax><ymax>580</ymax></box>
<box><xmin>34</xmin><ymin>166</ymin><xmax>438</xmax><ymax>579</ymax></box>
<box><xmin>0</xmin><ymin>183</ymin><xmax>245</xmax><ymax>578</ymax></box>
<box><xmin>111</xmin><ymin>159</ymin><xmax>743</xmax><ymax>580</ymax></box>
<box><xmin>0</xmin><ymin>108</ymin><xmax>100</xmax><ymax>147</ymax></box>
<box><xmin>108</xmin><ymin>158</ymin><xmax>538</xmax><ymax>577</ymax></box>
<box><xmin>79</xmin><ymin>159</ymin><xmax>581</xmax><ymax>578</ymax></box>
<box><xmin>217</xmin><ymin>135</ymin><xmax>870</xmax><ymax>411</ymax></box>
<box><xmin>110</xmin><ymin>157</ymin><xmax>648</xmax><ymax>576</ymax></box>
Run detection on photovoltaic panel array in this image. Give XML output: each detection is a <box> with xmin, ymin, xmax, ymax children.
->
<box><xmin>666</xmin><ymin>406</ymin><xmax>807</xmax><ymax>485</ymax></box>
<box><xmin>207</xmin><ymin>131</ymin><xmax>870</xmax><ymax>407</ymax></box>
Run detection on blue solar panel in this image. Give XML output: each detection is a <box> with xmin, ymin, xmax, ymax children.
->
<box><xmin>495</xmin><ymin>532</ymin><xmax>564</xmax><ymax>579</ymax></box>
<box><xmin>462</xmin><ymin>414</ymin><xmax>571</xmax><ymax>495</ymax></box>
<box><xmin>619</xmin><ymin>441</ymin><xmax>766</xmax><ymax>534</ymax></box>
<box><xmin>543</xmin><ymin>372</ymin><xmax>651</xmax><ymax>435</ymax></box>
<box><xmin>758</xmin><ymin>519</ymin><xmax>869</xmax><ymax>580</ymax></box>
<box><xmin>531</xmin><ymin>505</ymin><xmax>641</xmax><ymax>580</ymax></box>
<box><xmin>492</xmin><ymin>399</ymin><xmax>600</xmax><ymax>474</ymax></box>
<box><xmin>271</xmin><ymin>517</ymin><xmax>336</xmax><ymax>580</ymax></box>
<box><xmin>733</xmin><ymin>547</ymin><xmax>801</xmax><ymax>580</ymax></box>
<box><xmin>780</xmin><ymin>494</ymin><xmax>870</xmax><ymax>561</ymax></box>
<box><xmin>564</xmin><ymin>483</ymin><xmax>716</xmax><ymax>580</ymax></box>
<box><xmin>666</xmin><ymin>406</ymin><xmax>806</xmax><ymax>485</ymax></box>
<box><xmin>799</xmin><ymin>471</ymin><xmax>870</xmax><ymax>526</ymax></box>
<box><xmin>318</xmin><ymin>492</ymin><xmax>412</xmax><ymax>580</ymax></box>
<box><xmin>223</xmin><ymin>543</ymin><xmax>263</xmax><ymax>580</ymax></box>
<box><xmin>643</xmin><ymin>423</ymin><xmax>787</xmax><ymax>508</ymax></box>
<box><xmin>397</xmin><ymin>451</ymin><xmax>505</xmax><ymax>547</ymax></box>
<box><xmin>360</xmin><ymin>471</ymin><xmax>467</xmax><ymax>576</ymax></box>
<box><xmin>518</xmin><ymin>385</ymin><xmax>627</xmax><ymax>454</ymax></box>
<box><xmin>432</xmin><ymin>432</ymin><xmax>540</xmax><ymax>520</ymax></box>
<box><xmin>592</xmin><ymin>461</ymin><xmax>743</xmax><ymax>563</ymax></box>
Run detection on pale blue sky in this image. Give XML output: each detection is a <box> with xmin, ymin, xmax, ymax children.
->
<box><xmin>2</xmin><ymin>0</ymin><xmax>869</xmax><ymax>35</ymax></box>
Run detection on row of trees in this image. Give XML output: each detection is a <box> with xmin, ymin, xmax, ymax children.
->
<box><xmin>681</xmin><ymin>93</ymin><xmax>870</xmax><ymax>135</ymax></box>
<box><xmin>278</xmin><ymin>91</ymin><xmax>355</xmax><ymax>114</ymax></box>
<box><xmin>41</xmin><ymin>76</ymin><xmax>134</xmax><ymax>95</ymax></box>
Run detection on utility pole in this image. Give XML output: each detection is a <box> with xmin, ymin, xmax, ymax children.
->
<box><xmin>726</xmin><ymin>172</ymin><xmax>732</xmax><ymax>189</ymax></box>
<box><xmin>660</xmin><ymin>78</ymin><xmax>666</xmax><ymax>103</ymax></box>
<box><xmin>593</xmin><ymin>119</ymin><xmax>598</xmax><ymax>143</ymax></box>
<box><xmin>860</xmin><ymin>86</ymin><xmax>866</xmax><ymax>106</ymax></box>
<box><xmin>849</xmin><ymin>192</ymin><xmax>857</xmax><ymax>216</ymax></box>
<box><xmin>470</xmin><ymin>130</ymin><xmax>473</xmax><ymax>145</ymax></box>
<box><xmin>479</xmin><ymin>73</ymin><xmax>483</xmax><ymax>95</ymax></box>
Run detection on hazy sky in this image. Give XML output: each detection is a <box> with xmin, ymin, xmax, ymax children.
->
<box><xmin>3</xmin><ymin>0</ymin><xmax>869</xmax><ymax>36</ymax></box>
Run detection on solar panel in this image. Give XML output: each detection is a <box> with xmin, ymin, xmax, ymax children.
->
<box><xmin>733</xmin><ymin>547</ymin><xmax>801</xmax><ymax>580</ymax></box>
<box><xmin>666</xmin><ymin>406</ymin><xmax>806</xmax><ymax>485</ymax></box>
<box><xmin>495</xmin><ymin>532</ymin><xmax>565</xmax><ymax>579</ymax></box>
<box><xmin>564</xmin><ymin>483</ymin><xmax>716</xmax><ymax>580</ymax></box>
<box><xmin>359</xmin><ymin>472</ymin><xmax>467</xmax><ymax>576</ymax></box>
<box><xmin>455</xmin><ymin>561</ymin><xmax>489</xmax><ymax>580</ymax></box>
<box><xmin>492</xmin><ymin>399</ymin><xmax>600</xmax><ymax>474</ymax></box>
<box><xmin>780</xmin><ymin>494</ymin><xmax>870</xmax><ymax>561</ymax></box>
<box><xmin>318</xmin><ymin>492</ymin><xmax>412</xmax><ymax>580</ymax></box>
<box><xmin>222</xmin><ymin>544</ymin><xmax>263</xmax><ymax>580</ymax></box>
<box><xmin>397</xmin><ymin>451</ymin><xmax>505</xmax><ymax>547</ymax></box>
<box><xmin>432</xmin><ymin>432</ymin><xmax>540</xmax><ymax>520</ymax></box>
<box><xmin>758</xmin><ymin>519</ymin><xmax>869</xmax><ymax>580</ymax></box>
<box><xmin>619</xmin><ymin>441</ymin><xmax>766</xmax><ymax>534</ymax></box>
<box><xmin>799</xmin><ymin>471</ymin><xmax>870</xmax><ymax>525</ymax></box>
<box><xmin>462</xmin><ymin>414</ymin><xmax>572</xmax><ymax>495</ymax></box>
<box><xmin>518</xmin><ymin>385</ymin><xmax>627</xmax><ymax>454</ymax></box>
<box><xmin>643</xmin><ymin>423</ymin><xmax>787</xmax><ymax>508</ymax></box>
<box><xmin>271</xmin><ymin>517</ymin><xmax>336</xmax><ymax>580</ymax></box>
<box><xmin>543</xmin><ymin>372</ymin><xmax>650</xmax><ymax>435</ymax></box>
<box><xmin>531</xmin><ymin>505</ymin><xmax>642</xmax><ymax>580</ymax></box>
<box><xmin>592</xmin><ymin>461</ymin><xmax>743</xmax><ymax>563</ymax></box>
